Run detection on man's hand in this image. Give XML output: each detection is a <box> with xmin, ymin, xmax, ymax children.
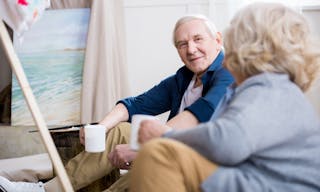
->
<box><xmin>138</xmin><ymin>119</ymin><xmax>171</xmax><ymax>144</ymax></box>
<box><xmin>108</xmin><ymin>144</ymin><xmax>137</xmax><ymax>169</ymax></box>
<box><xmin>80</xmin><ymin>125</ymin><xmax>110</xmax><ymax>146</ymax></box>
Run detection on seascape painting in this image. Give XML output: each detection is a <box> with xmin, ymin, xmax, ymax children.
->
<box><xmin>12</xmin><ymin>8</ymin><xmax>90</xmax><ymax>126</ymax></box>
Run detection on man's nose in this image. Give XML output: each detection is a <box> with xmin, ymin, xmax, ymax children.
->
<box><xmin>187</xmin><ymin>41</ymin><xmax>197</xmax><ymax>54</ymax></box>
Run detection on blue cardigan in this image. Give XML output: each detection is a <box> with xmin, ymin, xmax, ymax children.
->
<box><xmin>118</xmin><ymin>51</ymin><xmax>234</xmax><ymax>123</ymax></box>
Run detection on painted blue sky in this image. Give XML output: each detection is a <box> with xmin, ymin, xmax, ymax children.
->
<box><xmin>14</xmin><ymin>8</ymin><xmax>90</xmax><ymax>53</ymax></box>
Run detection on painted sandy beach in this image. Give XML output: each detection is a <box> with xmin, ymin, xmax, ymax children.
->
<box><xmin>12</xmin><ymin>9</ymin><xmax>90</xmax><ymax>125</ymax></box>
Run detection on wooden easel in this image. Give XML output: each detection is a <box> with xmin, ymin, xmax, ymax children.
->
<box><xmin>0</xmin><ymin>20</ymin><xmax>74</xmax><ymax>192</ymax></box>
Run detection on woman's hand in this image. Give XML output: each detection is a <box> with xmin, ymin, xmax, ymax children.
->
<box><xmin>138</xmin><ymin>119</ymin><xmax>171</xmax><ymax>144</ymax></box>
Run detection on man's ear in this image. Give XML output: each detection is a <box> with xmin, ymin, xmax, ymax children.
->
<box><xmin>215</xmin><ymin>32</ymin><xmax>223</xmax><ymax>46</ymax></box>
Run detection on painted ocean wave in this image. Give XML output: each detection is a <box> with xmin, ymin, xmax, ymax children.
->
<box><xmin>12</xmin><ymin>50</ymin><xmax>83</xmax><ymax>125</ymax></box>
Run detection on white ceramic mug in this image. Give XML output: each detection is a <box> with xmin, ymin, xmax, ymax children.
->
<box><xmin>130</xmin><ymin>114</ymin><xmax>158</xmax><ymax>150</ymax></box>
<box><xmin>84</xmin><ymin>124</ymin><xmax>106</xmax><ymax>153</ymax></box>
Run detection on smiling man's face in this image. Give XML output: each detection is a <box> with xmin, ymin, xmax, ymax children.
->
<box><xmin>175</xmin><ymin>19</ymin><xmax>222</xmax><ymax>76</ymax></box>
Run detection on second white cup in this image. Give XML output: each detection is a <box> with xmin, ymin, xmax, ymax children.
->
<box><xmin>84</xmin><ymin>124</ymin><xmax>106</xmax><ymax>153</ymax></box>
<box><xmin>130</xmin><ymin>114</ymin><xmax>158</xmax><ymax>150</ymax></box>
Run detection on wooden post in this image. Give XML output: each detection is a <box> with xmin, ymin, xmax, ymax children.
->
<box><xmin>0</xmin><ymin>20</ymin><xmax>74</xmax><ymax>192</ymax></box>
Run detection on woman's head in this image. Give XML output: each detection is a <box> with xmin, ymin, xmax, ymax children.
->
<box><xmin>224</xmin><ymin>2</ymin><xmax>320</xmax><ymax>91</ymax></box>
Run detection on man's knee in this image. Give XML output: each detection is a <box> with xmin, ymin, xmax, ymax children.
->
<box><xmin>116</xmin><ymin>122</ymin><xmax>131</xmax><ymax>129</ymax></box>
<box><xmin>107</xmin><ymin>122</ymin><xmax>131</xmax><ymax>143</ymax></box>
<box><xmin>111</xmin><ymin>122</ymin><xmax>130</xmax><ymax>135</ymax></box>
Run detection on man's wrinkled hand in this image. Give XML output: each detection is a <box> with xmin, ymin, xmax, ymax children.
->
<box><xmin>108</xmin><ymin>144</ymin><xmax>137</xmax><ymax>169</ymax></box>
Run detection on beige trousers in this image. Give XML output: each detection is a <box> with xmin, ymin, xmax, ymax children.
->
<box><xmin>65</xmin><ymin>122</ymin><xmax>131</xmax><ymax>190</ymax></box>
<box><xmin>130</xmin><ymin>138</ymin><xmax>218</xmax><ymax>192</ymax></box>
<box><xmin>0</xmin><ymin>122</ymin><xmax>131</xmax><ymax>192</ymax></box>
<box><xmin>46</xmin><ymin>122</ymin><xmax>131</xmax><ymax>192</ymax></box>
<box><xmin>102</xmin><ymin>172</ymin><xmax>130</xmax><ymax>192</ymax></box>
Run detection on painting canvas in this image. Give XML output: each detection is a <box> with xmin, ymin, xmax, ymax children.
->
<box><xmin>12</xmin><ymin>8</ymin><xmax>90</xmax><ymax>126</ymax></box>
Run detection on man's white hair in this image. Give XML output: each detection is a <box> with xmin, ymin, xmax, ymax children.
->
<box><xmin>172</xmin><ymin>14</ymin><xmax>218</xmax><ymax>47</ymax></box>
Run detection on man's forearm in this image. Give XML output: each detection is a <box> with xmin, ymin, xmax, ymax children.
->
<box><xmin>166</xmin><ymin>110</ymin><xmax>199</xmax><ymax>130</ymax></box>
<box><xmin>99</xmin><ymin>103</ymin><xmax>129</xmax><ymax>131</ymax></box>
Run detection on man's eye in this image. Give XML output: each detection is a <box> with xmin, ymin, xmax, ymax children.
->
<box><xmin>194</xmin><ymin>37</ymin><xmax>203</xmax><ymax>42</ymax></box>
<box><xmin>177</xmin><ymin>42</ymin><xmax>187</xmax><ymax>49</ymax></box>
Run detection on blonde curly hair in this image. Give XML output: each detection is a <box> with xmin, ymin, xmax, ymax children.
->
<box><xmin>223</xmin><ymin>2</ymin><xmax>320</xmax><ymax>91</ymax></box>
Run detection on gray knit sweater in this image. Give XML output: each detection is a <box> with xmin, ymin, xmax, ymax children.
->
<box><xmin>166</xmin><ymin>73</ymin><xmax>320</xmax><ymax>192</ymax></box>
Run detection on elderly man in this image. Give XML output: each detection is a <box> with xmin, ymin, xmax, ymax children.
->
<box><xmin>0</xmin><ymin>14</ymin><xmax>233</xmax><ymax>192</ymax></box>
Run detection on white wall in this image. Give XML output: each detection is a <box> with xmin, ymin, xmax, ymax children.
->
<box><xmin>303</xmin><ymin>6</ymin><xmax>320</xmax><ymax>117</ymax></box>
<box><xmin>123</xmin><ymin>0</ymin><xmax>209</xmax><ymax>96</ymax></box>
<box><xmin>303</xmin><ymin>6</ymin><xmax>320</xmax><ymax>38</ymax></box>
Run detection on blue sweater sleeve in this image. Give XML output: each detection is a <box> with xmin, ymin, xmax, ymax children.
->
<box><xmin>118</xmin><ymin>75</ymin><xmax>176</xmax><ymax>122</ymax></box>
